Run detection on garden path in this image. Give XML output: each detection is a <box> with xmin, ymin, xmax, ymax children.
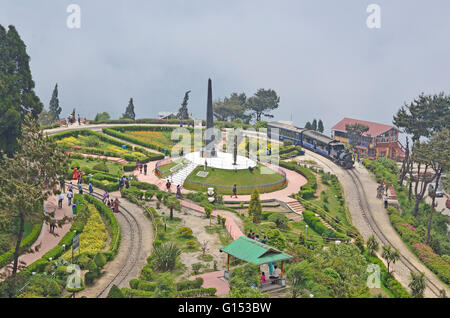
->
<box><xmin>0</xmin><ymin>195</ymin><xmax>73</xmax><ymax>279</ymax></box>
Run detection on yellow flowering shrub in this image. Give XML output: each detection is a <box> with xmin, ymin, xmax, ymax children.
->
<box><xmin>63</xmin><ymin>204</ymin><xmax>107</xmax><ymax>259</ymax></box>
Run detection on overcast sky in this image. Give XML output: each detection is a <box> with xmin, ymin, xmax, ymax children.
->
<box><xmin>1</xmin><ymin>0</ymin><xmax>450</xmax><ymax>135</ymax></box>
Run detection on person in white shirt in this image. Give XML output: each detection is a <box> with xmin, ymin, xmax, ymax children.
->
<box><xmin>58</xmin><ymin>193</ymin><xmax>64</xmax><ymax>208</ymax></box>
<box><xmin>270</xmin><ymin>265</ymin><xmax>281</xmax><ymax>280</ymax></box>
<box><xmin>67</xmin><ymin>190</ymin><xmax>73</xmax><ymax>206</ymax></box>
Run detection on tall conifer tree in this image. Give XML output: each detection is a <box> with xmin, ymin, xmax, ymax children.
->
<box><xmin>49</xmin><ymin>83</ymin><xmax>61</xmax><ymax>121</ymax></box>
<box><xmin>0</xmin><ymin>25</ymin><xmax>43</xmax><ymax>155</ymax></box>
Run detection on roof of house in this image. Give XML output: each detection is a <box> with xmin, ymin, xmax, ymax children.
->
<box><xmin>219</xmin><ymin>236</ymin><xmax>292</xmax><ymax>265</ymax></box>
<box><xmin>331</xmin><ymin>117</ymin><xmax>396</xmax><ymax>137</ymax></box>
<box><xmin>158</xmin><ymin>111</ymin><xmax>178</xmax><ymax>118</ymax></box>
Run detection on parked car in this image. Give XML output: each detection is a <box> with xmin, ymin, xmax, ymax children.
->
<box><xmin>429</xmin><ymin>183</ymin><xmax>444</xmax><ymax>197</ymax></box>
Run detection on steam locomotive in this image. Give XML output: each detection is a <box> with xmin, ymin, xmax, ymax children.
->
<box><xmin>267</xmin><ymin>121</ymin><xmax>354</xmax><ymax>169</ymax></box>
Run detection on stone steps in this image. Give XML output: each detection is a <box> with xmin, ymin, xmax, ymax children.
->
<box><xmin>169</xmin><ymin>163</ymin><xmax>198</xmax><ymax>186</ymax></box>
<box><xmin>285</xmin><ymin>200</ymin><xmax>304</xmax><ymax>221</ymax></box>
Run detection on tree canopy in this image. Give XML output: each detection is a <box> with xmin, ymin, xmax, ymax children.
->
<box><xmin>345</xmin><ymin>123</ymin><xmax>369</xmax><ymax>148</ymax></box>
<box><xmin>246</xmin><ymin>89</ymin><xmax>280</xmax><ymax>122</ymax></box>
<box><xmin>0</xmin><ymin>24</ymin><xmax>43</xmax><ymax>156</ymax></box>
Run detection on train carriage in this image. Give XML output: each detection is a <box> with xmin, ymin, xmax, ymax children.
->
<box><xmin>267</xmin><ymin>121</ymin><xmax>354</xmax><ymax>169</ymax></box>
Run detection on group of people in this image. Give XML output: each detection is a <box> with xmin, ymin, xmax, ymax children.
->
<box><xmin>377</xmin><ymin>181</ymin><xmax>390</xmax><ymax>208</ymax></box>
<box><xmin>102</xmin><ymin>191</ymin><xmax>120</xmax><ymax>213</ymax></box>
<box><xmin>119</xmin><ymin>176</ymin><xmax>130</xmax><ymax>190</ymax></box>
<box><xmin>137</xmin><ymin>161</ymin><xmax>148</xmax><ymax>175</ymax></box>
<box><xmin>260</xmin><ymin>263</ymin><xmax>281</xmax><ymax>284</ymax></box>
<box><xmin>247</xmin><ymin>230</ymin><xmax>268</xmax><ymax>244</ymax></box>
<box><xmin>58</xmin><ymin>180</ymin><xmax>94</xmax><ymax>209</ymax></box>
<box><xmin>67</xmin><ymin>114</ymin><xmax>85</xmax><ymax>125</ymax></box>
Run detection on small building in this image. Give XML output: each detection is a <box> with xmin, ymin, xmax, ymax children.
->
<box><xmin>158</xmin><ymin>111</ymin><xmax>178</xmax><ymax>120</ymax></box>
<box><xmin>220</xmin><ymin>236</ymin><xmax>292</xmax><ymax>291</ymax></box>
<box><xmin>331</xmin><ymin>117</ymin><xmax>405</xmax><ymax>160</ymax></box>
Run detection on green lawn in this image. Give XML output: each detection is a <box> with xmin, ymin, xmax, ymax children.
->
<box><xmin>157</xmin><ymin>158</ymin><xmax>188</xmax><ymax>179</ymax></box>
<box><xmin>70</xmin><ymin>158</ymin><xmax>123</xmax><ymax>176</ymax></box>
<box><xmin>184</xmin><ymin>164</ymin><xmax>286</xmax><ymax>195</ymax></box>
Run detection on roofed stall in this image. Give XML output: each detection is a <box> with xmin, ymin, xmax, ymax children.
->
<box><xmin>220</xmin><ymin>236</ymin><xmax>293</xmax><ymax>289</ymax></box>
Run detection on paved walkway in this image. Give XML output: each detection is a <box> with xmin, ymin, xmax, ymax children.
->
<box><xmin>180</xmin><ymin>200</ymin><xmax>244</xmax><ymax>240</ymax></box>
<box><xmin>191</xmin><ymin>270</ymin><xmax>230</xmax><ymax>296</ymax></box>
<box><xmin>0</xmin><ymin>195</ymin><xmax>73</xmax><ymax>278</ymax></box>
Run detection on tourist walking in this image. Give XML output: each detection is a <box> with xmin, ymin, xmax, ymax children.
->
<box><xmin>60</xmin><ymin>180</ymin><xmax>65</xmax><ymax>193</ymax></box>
<box><xmin>50</xmin><ymin>217</ymin><xmax>57</xmax><ymax>233</ymax></box>
<box><xmin>176</xmin><ymin>184</ymin><xmax>182</xmax><ymax>199</ymax></box>
<box><xmin>125</xmin><ymin>177</ymin><xmax>130</xmax><ymax>189</ymax></box>
<box><xmin>89</xmin><ymin>182</ymin><xmax>93</xmax><ymax>195</ymax></box>
<box><xmin>68</xmin><ymin>182</ymin><xmax>73</xmax><ymax>193</ymax></box>
<box><xmin>232</xmin><ymin>184</ymin><xmax>237</xmax><ymax>198</ymax></box>
<box><xmin>143</xmin><ymin>163</ymin><xmax>147</xmax><ymax>175</ymax></box>
<box><xmin>113</xmin><ymin>198</ymin><xmax>120</xmax><ymax>213</ymax></box>
<box><xmin>67</xmin><ymin>190</ymin><xmax>73</xmax><ymax>206</ymax></box>
<box><xmin>78</xmin><ymin>183</ymin><xmax>83</xmax><ymax>194</ymax></box>
<box><xmin>166</xmin><ymin>179</ymin><xmax>171</xmax><ymax>192</ymax></box>
<box><xmin>139</xmin><ymin>163</ymin><xmax>143</xmax><ymax>174</ymax></box>
<box><xmin>102</xmin><ymin>191</ymin><xmax>109</xmax><ymax>204</ymax></box>
<box><xmin>58</xmin><ymin>192</ymin><xmax>64</xmax><ymax>208</ymax></box>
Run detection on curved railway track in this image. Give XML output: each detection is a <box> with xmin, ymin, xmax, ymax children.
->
<box><xmin>303</xmin><ymin>152</ymin><xmax>443</xmax><ymax>297</ymax></box>
<box><xmin>81</xmin><ymin>188</ymin><xmax>143</xmax><ymax>298</ymax></box>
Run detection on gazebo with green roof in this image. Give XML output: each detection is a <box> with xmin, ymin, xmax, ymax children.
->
<box><xmin>220</xmin><ymin>236</ymin><xmax>293</xmax><ymax>279</ymax></box>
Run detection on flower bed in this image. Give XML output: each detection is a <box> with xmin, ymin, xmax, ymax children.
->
<box><xmin>412</xmin><ymin>243</ymin><xmax>450</xmax><ymax>285</ymax></box>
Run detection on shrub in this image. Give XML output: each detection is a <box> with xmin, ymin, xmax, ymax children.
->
<box><xmin>94</xmin><ymin>253</ymin><xmax>107</xmax><ymax>268</ymax></box>
<box><xmin>107</xmin><ymin>285</ymin><xmax>124</xmax><ymax>298</ymax></box>
<box><xmin>268</xmin><ymin>213</ymin><xmax>289</xmax><ymax>229</ymax></box>
<box><xmin>84</xmin><ymin>271</ymin><xmax>98</xmax><ymax>285</ymax></box>
<box><xmin>140</xmin><ymin>264</ymin><xmax>155</xmax><ymax>281</ymax></box>
<box><xmin>92</xmin><ymin>162</ymin><xmax>109</xmax><ymax>173</ymax></box>
<box><xmin>153</xmin><ymin>243</ymin><xmax>181</xmax><ymax>271</ymax></box>
<box><xmin>177</xmin><ymin>227</ymin><xmax>193</xmax><ymax>238</ymax></box>
<box><xmin>176</xmin><ymin>278</ymin><xmax>204</xmax><ymax>291</ymax></box>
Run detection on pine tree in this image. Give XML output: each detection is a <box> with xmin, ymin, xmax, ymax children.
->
<box><xmin>49</xmin><ymin>83</ymin><xmax>62</xmax><ymax>121</ymax></box>
<box><xmin>122</xmin><ymin>98</ymin><xmax>136</xmax><ymax>120</ymax></box>
<box><xmin>0</xmin><ymin>25</ymin><xmax>43</xmax><ymax>156</ymax></box>
<box><xmin>312</xmin><ymin>119</ymin><xmax>317</xmax><ymax>131</ymax></box>
<box><xmin>177</xmin><ymin>90</ymin><xmax>191</xmax><ymax>120</ymax></box>
<box><xmin>248</xmin><ymin>189</ymin><xmax>262</xmax><ymax>224</ymax></box>
<box><xmin>318</xmin><ymin>119</ymin><xmax>324</xmax><ymax>133</ymax></box>
<box><xmin>305</xmin><ymin>122</ymin><xmax>312</xmax><ymax>130</ymax></box>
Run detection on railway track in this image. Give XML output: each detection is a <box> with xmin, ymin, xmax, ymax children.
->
<box><xmin>80</xmin><ymin>188</ymin><xmax>143</xmax><ymax>298</ymax></box>
<box><xmin>301</xmin><ymin>152</ymin><xmax>444</xmax><ymax>297</ymax></box>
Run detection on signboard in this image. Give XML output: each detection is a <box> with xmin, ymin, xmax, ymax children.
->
<box><xmin>72</xmin><ymin>234</ymin><xmax>80</xmax><ymax>252</ymax></box>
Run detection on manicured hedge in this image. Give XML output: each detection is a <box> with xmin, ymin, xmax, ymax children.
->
<box><xmin>176</xmin><ymin>278</ymin><xmax>203</xmax><ymax>291</ymax></box>
<box><xmin>175</xmin><ymin>288</ymin><xmax>216</xmax><ymax>297</ymax></box>
<box><xmin>279</xmin><ymin>161</ymin><xmax>317</xmax><ymax>191</ymax></box>
<box><xmin>129</xmin><ymin>279</ymin><xmax>157</xmax><ymax>291</ymax></box>
<box><xmin>302</xmin><ymin>210</ymin><xmax>346</xmax><ymax>239</ymax></box>
<box><xmin>84</xmin><ymin>195</ymin><xmax>121</xmax><ymax>258</ymax></box>
<box><xmin>121</xmin><ymin>288</ymin><xmax>154</xmax><ymax>298</ymax></box>
<box><xmin>0</xmin><ymin>223</ymin><xmax>43</xmax><ymax>269</ymax></box>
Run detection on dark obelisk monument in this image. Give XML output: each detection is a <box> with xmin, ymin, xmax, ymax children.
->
<box><xmin>204</xmin><ymin>78</ymin><xmax>216</xmax><ymax>157</ymax></box>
